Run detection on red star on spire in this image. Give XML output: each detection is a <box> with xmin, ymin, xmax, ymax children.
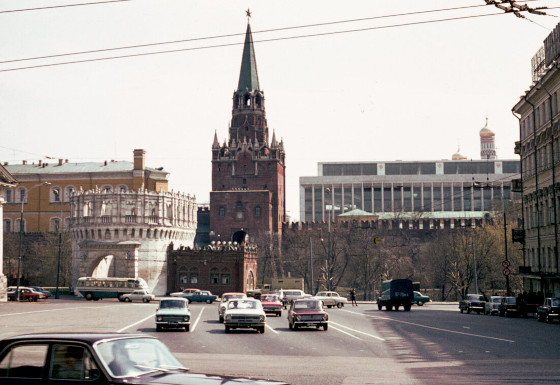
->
<box><xmin>246</xmin><ymin>9</ymin><xmax>251</xmax><ymax>19</ymax></box>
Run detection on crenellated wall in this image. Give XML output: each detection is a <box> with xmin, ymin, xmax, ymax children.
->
<box><xmin>69</xmin><ymin>188</ymin><xmax>197</xmax><ymax>295</ymax></box>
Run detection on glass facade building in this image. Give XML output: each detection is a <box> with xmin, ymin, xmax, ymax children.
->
<box><xmin>300</xmin><ymin>160</ymin><xmax>520</xmax><ymax>222</ymax></box>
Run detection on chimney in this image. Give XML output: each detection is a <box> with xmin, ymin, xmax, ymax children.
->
<box><xmin>104</xmin><ymin>160</ymin><xmax>108</xmax><ymax>166</ymax></box>
<box><xmin>133</xmin><ymin>149</ymin><xmax>146</xmax><ymax>171</ymax></box>
<box><xmin>58</xmin><ymin>159</ymin><xmax>63</xmax><ymax>166</ymax></box>
<box><xmin>22</xmin><ymin>160</ymin><xmax>27</xmax><ymax>165</ymax></box>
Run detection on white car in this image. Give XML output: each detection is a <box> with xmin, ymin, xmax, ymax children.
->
<box><xmin>119</xmin><ymin>289</ymin><xmax>155</xmax><ymax>303</ymax></box>
<box><xmin>313</xmin><ymin>291</ymin><xmax>348</xmax><ymax>308</ymax></box>
<box><xmin>218</xmin><ymin>292</ymin><xmax>247</xmax><ymax>323</ymax></box>
<box><xmin>485</xmin><ymin>295</ymin><xmax>504</xmax><ymax>315</ymax></box>
<box><xmin>223</xmin><ymin>298</ymin><xmax>266</xmax><ymax>333</ymax></box>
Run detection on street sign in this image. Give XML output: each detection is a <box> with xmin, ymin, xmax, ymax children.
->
<box><xmin>502</xmin><ymin>260</ymin><xmax>511</xmax><ymax>268</ymax></box>
<box><xmin>373</xmin><ymin>237</ymin><xmax>382</xmax><ymax>245</ymax></box>
<box><xmin>503</xmin><ymin>268</ymin><xmax>511</xmax><ymax>276</ymax></box>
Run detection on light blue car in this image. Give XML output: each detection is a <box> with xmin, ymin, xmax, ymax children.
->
<box><xmin>155</xmin><ymin>298</ymin><xmax>191</xmax><ymax>331</ymax></box>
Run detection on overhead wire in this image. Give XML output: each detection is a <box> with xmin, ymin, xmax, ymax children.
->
<box><xmin>0</xmin><ymin>11</ymin><xmax>513</xmax><ymax>73</ymax></box>
<box><xmin>0</xmin><ymin>0</ymin><xmax>132</xmax><ymax>14</ymax></box>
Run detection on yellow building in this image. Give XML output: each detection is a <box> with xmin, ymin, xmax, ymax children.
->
<box><xmin>2</xmin><ymin>149</ymin><xmax>169</xmax><ymax>233</ymax></box>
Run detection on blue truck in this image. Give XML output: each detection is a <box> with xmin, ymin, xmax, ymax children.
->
<box><xmin>377</xmin><ymin>279</ymin><xmax>414</xmax><ymax>311</ymax></box>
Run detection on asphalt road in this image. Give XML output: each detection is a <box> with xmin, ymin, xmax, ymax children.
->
<box><xmin>1</xmin><ymin>298</ymin><xmax>559</xmax><ymax>384</ymax></box>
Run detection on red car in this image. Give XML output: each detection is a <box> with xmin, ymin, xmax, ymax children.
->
<box><xmin>287</xmin><ymin>299</ymin><xmax>328</xmax><ymax>331</ymax></box>
<box><xmin>260</xmin><ymin>294</ymin><xmax>283</xmax><ymax>317</ymax></box>
<box><xmin>7</xmin><ymin>287</ymin><xmax>47</xmax><ymax>302</ymax></box>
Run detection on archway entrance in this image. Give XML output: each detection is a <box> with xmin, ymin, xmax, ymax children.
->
<box><xmin>232</xmin><ymin>230</ymin><xmax>248</xmax><ymax>244</ymax></box>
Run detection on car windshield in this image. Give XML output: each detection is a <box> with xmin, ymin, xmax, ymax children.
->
<box><xmin>96</xmin><ymin>337</ymin><xmax>183</xmax><ymax>377</ymax></box>
<box><xmin>223</xmin><ymin>295</ymin><xmax>245</xmax><ymax>301</ymax></box>
<box><xmin>160</xmin><ymin>300</ymin><xmax>186</xmax><ymax>309</ymax></box>
<box><xmin>227</xmin><ymin>300</ymin><xmax>257</xmax><ymax>309</ymax></box>
<box><xmin>551</xmin><ymin>298</ymin><xmax>560</xmax><ymax>306</ymax></box>
<box><xmin>294</xmin><ymin>301</ymin><xmax>320</xmax><ymax>310</ymax></box>
<box><xmin>261</xmin><ymin>295</ymin><xmax>278</xmax><ymax>301</ymax></box>
<box><xmin>505</xmin><ymin>297</ymin><xmax>516</xmax><ymax>304</ymax></box>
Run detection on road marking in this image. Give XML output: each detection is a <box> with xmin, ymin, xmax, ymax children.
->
<box><xmin>342</xmin><ymin>309</ymin><xmax>515</xmax><ymax>343</ymax></box>
<box><xmin>117</xmin><ymin>313</ymin><xmax>154</xmax><ymax>332</ymax></box>
<box><xmin>366</xmin><ymin>315</ymin><xmax>516</xmax><ymax>343</ymax></box>
<box><xmin>266</xmin><ymin>323</ymin><xmax>279</xmax><ymax>334</ymax></box>
<box><xmin>329</xmin><ymin>324</ymin><xmax>363</xmax><ymax>340</ymax></box>
<box><xmin>0</xmin><ymin>305</ymin><xmax>123</xmax><ymax>318</ymax></box>
<box><xmin>191</xmin><ymin>307</ymin><xmax>205</xmax><ymax>332</ymax></box>
<box><xmin>329</xmin><ymin>321</ymin><xmax>386</xmax><ymax>341</ymax></box>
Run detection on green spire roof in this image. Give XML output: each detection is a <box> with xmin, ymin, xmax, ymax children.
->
<box><xmin>237</xmin><ymin>23</ymin><xmax>260</xmax><ymax>94</ymax></box>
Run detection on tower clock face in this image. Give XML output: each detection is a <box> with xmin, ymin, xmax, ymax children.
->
<box><xmin>236</xmin><ymin>212</ymin><xmax>243</xmax><ymax>220</ymax></box>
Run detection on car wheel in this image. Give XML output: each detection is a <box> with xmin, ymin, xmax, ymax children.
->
<box><xmin>467</xmin><ymin>308</ymin><xmax>472</xmax><ymax>314</ymax></box>
<box><xmin>125</xmin><ymin>297</ymin><xmax>131</xmax><ymax>302</ymax></box>
<box><xmin>323</xmin><ymin>324</ymin><xmax>328</xmax><ymax>331</ymax></box>
<box><xmin>156</xmin><ymin>325</ymin><xmax>162</xmax><ymax>332</ymax></box>
<box><xmin>289</xmin><ymin>321</ymin><xmax>293</xmax><ymax>330</ymax></box>
<box><xmin>187</xmin><ymin>299</ymin><xmax>192</xmax><ymax>304</ymax></box>
<box><xmin>206</xmin><ymin>299</ymin><xmax>212</xmax><ymax>304</ymax></box>
<box><xmin>219</xmin><ymin>316</ymin><xmax>224</xmax><ymax>323</ymax></box>
<box><xmin>258</xmin><ymin>326</ymin><xmax>265</xmax><ymax>334</ymax></box>
<box><xmin>277</xmin><ymin>311</ymin><xmax>282</xmax><ymax>317</ymax></box>
<box><xmin>327</xmin><ymin>305</ymin><xmax>332</xmax><ymax>308</ymax></box>
<box><xmin>143</xmin><ymin>298</ymin><xmax>149</xmax><ymax>303</ymax></box>
<box><xmin>225</xmin><ymin>326</ymin><xmax>231</xmax><ymax>333</ymax></box>
<box><xmin>337</xmin><ymin>302</ymin><xmax>343</xmax><ymax>308</ymax></box>
<box><xmin>547</xmin><ymin>315</ymin><xmax>553</xmax><ymax>323</ymax></box>
<box><xmin>418</xmin><ymin>302</ymin><xmax>424</xmax><ymax>307</ymax></box>
<box><xmin>538</xmin><ymin>314</ymin><xmax>545</xmax><ymax>322</ymax></box>
<box><xmin>85</xmin><ymin>293</ymin><xmax>94</xmax><ymax>301</ymax></box>
<box><xmin>460</xmin><ymin>308</ymin><xmax>464</xmax><ymax>313</ymax></box>
<box><xmin>293</xmin><ymin>324</ymin><xmax>299</xmax><ymax>330</ymax></box>
<box><xmin>185</xmin><ymin>325</ymin><xmax>190</xmax><ymax>332</ymax></box>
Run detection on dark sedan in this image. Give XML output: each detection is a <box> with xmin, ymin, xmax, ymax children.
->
<box><xmin>0</xmin><ymin>333</ymin><xmax>288</xmax><ymax>384</ymax></box>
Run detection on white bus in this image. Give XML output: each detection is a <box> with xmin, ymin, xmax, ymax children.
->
<box><xmin>76</xmin><ymin>277</ymin><xmax>149</xmax><ymax>301</ymax></box>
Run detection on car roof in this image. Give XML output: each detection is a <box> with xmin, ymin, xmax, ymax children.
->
<box><xmin>222</xmin><ymin>292</ymin><xmax>245</xmax><ymax>296</ymax></box>
<box><xmin>161</xmin><ymin>297</ymin><xmax>188</xmax><ymax>302</ymax></box>
<box><xmin>1</xmin><ymin>333</ymin><xmax>152</xmax><ymax>345</ymax></box>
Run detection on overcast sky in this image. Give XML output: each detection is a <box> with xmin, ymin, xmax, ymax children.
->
<box><xmin>1</xmin><ymin>0</ymin><xmax>559</xmax><ymax>221</ymax></box>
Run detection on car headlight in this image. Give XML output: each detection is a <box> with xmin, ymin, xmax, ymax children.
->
<box><xmin>322</xmin><ymin>314</ymin><xmax>329</xmax><ymax>321</ymax></box>
<box><xmin>184</xmin><ymin>316</ymin><xmax>190</xmax><ymax>322</ymax></box>
<box><xmin>295</xmin><ymin>315</ymin><xmax>301</xmax><ymax>321</ymax></box>
<box><xmin>157</xmin><ymin>316</ymin><xmax>163</xmax><ymax>321</ymax></box>
<box><xmin>259</xmin><ymin>315</ymin><xmax>265</xmax><ymax>322</ymax></box>
<box><xmin>225</xmin><ymin>314</ymin><xmax>232</xmax><ymax>322</ymax></box>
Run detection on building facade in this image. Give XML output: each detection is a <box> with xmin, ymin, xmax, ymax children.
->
<box><xmin>210</xmin><ymin>22</ymin><xmax>286</xmax><ymax>244</ymax></box>
<box><xmin>512</xmin><ymin>22</ymin><xmax>560</xmax><ymax>296</ymax></box>
<box><xmin>2</xmin><ymin>149</ymin><xmax>169</xmax><ymax>234</ymax></box>
<box><xmin>69</xmin><ymin>188</ymin><xmax>197</xmax><ymax>295</ymax></box>
<box><xmin>300</xmin><ymin>159</ymin><xmax>520</xmax><ymax>225</ymax></box>
<box><xmin>0</xmin><ymin>164</ymin><xmax>17</xmax><ymax>302</ymax></box>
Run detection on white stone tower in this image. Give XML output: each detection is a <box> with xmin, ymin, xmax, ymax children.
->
<box><xmin>480</xmin><ymin>117</ymin><xmax>497</xmax><ymax>159</ymax></box>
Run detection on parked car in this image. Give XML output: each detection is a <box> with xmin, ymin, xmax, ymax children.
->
<box><xmin>119</xmin><ymin>289</ymin><xmax>155</xmax><ymax>303</ymax></box>
<box><xmin>184</xmin><ymin>290</ymin><xmax>217</xmax><ymax>304</ymax></box>
<box><xmin>7</xmin><ymin>287</ymin><xmax>47</xmax><ymax>302</ymax></box>
<box><xmin>155</xmin><ymin>298</ymin><xmax>190</xmax><ymax>331</ymax></box>
<box><xmin>459</xmin><ymin>294</ymin><xmax>486</xmax><ymax>314</ymax></box>
<box><xmin>288</xmin><ymin>299</ymin><xmax>328</xmax><ymax>331</ymax></box>
<box><xmin>260</xmin><ymin>294</ymin><xmax>283</xmax><ymax>316</ymax></box>
<box><xmin>0</xmin><ymin>333</ymin><xmax>288</xmax><ymax>384</ymax></box>
<box><xmin>412</xmin><ymin>291</ymin><xmax>430</xmax><ymax>306</ymax></box>
<box><xmin>223</xmin><ymin>298</ymin><xmax>266</xmax><ymax>333</ymax></box>
<box><xmin>537</xmin><ymin>297</ymin><xmax>560</xmax><ymax>323</ymax></box>
<box><xmin>218</xmin><ymin>292</ymin><xmax>247</xmax><ymax>322</ymax></box>
<box><xmin>169</xmin><ymin>288</ymin><xmax>199</xmax><ymax>298</ymax></box>
<box><xmin>313</xmin><ymin>291</ymin><xmax>348</xmax><ymax>308</ymax></box>
<box><xmin>29</xmin><ymin>286</ymin><xmax>53</xmax><ymax>298</ymax></box>
<box><xmin>498</xmin><ymin>296</ymin><xmax>519</xmax><ymax>317</ymax></box>
<box><xmin>485</xmin><ymin>295</ymin><xmax>503</xmax><ymax>315</ymax></box>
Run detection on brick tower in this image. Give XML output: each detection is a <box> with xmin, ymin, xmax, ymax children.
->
<box><xmin>210</xmin><ymin>21</ymin><xmax>286</xmax><ymax>245</ymax></box>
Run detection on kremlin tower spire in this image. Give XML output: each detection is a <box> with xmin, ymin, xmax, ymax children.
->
<box><xmin>480</xmin><ymin>117</ymin><xmax>496</xmax><ymax>159</ymax></box>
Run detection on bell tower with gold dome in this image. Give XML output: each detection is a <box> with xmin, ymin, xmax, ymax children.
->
<box><xmin>480</xmin><ymin>117</ymin><xmax>496</xmax><ymax>159</ymax></box>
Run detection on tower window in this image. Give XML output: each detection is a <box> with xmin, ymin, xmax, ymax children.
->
<box><xmin>236</xmin><ymin>201</ymin><xmax>243</xmax><ymax>209</ymax></box>
<box><xmin>243</xmin><ymin>178</ymin><xmax>247</xmax><ymax>185</ymax></box>
<box><xmin>5</xmin><ymin>190</ymin><xmax>11</xmax><ymax>203</ymax></box>
<box><xmin>255</xmin><ymin>206</ymin><xmax>261</xmax><ymax>218</ymax></box>
<box><xmin>219</xmin><ymin>207</ymin><xmax>225</xmax><ymax>218</ymax></box>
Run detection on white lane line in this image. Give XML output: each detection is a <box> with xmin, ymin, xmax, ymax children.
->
<box><xmin>0</xmin><ymin>305</ymin><xmax>124</xmax><ymax>318</ymax></box>
<box><xmin>329</xmin><ymin>321</ymin><xmax>385</xmax><ymax>341</ymax></box>
<box><xmin>117</xmin><ymin>314</ymin><xmax>154</xmax><ymax>332</ymax></box>
<box><xmin>329</xmin><ymin>324</ymin><xmax>363</xmax><ymax>340</ymax></box>
<box><xmin>265</xmin><ymin>323</ymin><xmax>279</xmax><ymax>334</ymax></box>
<box><xmin>190</xmin><ymin>307</ymin><xmax>205</xmax><ymax>332</ymax></box>
<box><xmin>341</xmin><ymin>309</ymin><xmax>514</xmax><ymax>343</ymax></box>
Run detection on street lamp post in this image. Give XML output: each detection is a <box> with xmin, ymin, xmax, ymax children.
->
<box><xmin>15</xmin><ymin>181</ymin><xmax>50</xmax><ymax>301</ymax></box>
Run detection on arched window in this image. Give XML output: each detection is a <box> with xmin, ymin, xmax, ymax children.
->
<box><xmin>102</xmin><ymin>185</ymin><xmax>112</xmax><ymax>193</ymax></box>
<box><xmin>50</xmin><ymin>218</ymin><xmax>61</xmax><ymax>232</ymax></box>
<box><xmin>244</xmin><ymin>94</ymin><xmax>251</xmax><ymax>107</ymax></box>
<box><xmin>118</xmin><ymin>185</ymin><xmax>128</xmax><ymax>193</ymax></box>
<box><xmin>50</xmin><ymin>187</ymin><xmax>61</xmax><ymax>202</ymax></box>
<box><xmin>64</xmin><ymin>186</ymin><xmax>75</xmax><ymax>201</ymax></box>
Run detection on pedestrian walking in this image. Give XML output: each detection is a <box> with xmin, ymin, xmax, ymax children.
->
<box><xmin>350</xmin><ymin>288</ymin><xmax>357</xmax><ymax>306</ymax></box>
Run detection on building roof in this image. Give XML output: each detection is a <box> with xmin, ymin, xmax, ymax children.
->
<box><xmin>0</xmin><ymin>163</ymin><xmax>17</xmax><ymax>186</ymax></box>
<box><xmin>4</xmin><ymin>161</ymin><xmax>168</xmax><ymax>180</ymax></box>
<box><xmin>237</xmin><ymin>23</ymin><xmax>260</xmax><ymax>94</ymax></box>
<box><xmin>338</xmin><ymin>209</ymin><xmax>377</xmax><ymax>217</ymax></box>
